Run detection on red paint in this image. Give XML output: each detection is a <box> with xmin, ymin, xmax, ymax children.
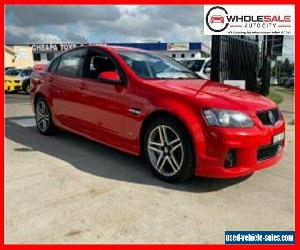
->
<box><xmin>99</xmin><ymin>71</ymin><xmax>121</xmax><ymax>81</ymax></box>
<box><xmin>30</xmin><ymin>45</ymin><xmax>285</xmax><ymax>178</ymax></box>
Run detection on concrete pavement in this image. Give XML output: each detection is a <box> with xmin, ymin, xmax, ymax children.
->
<box><xmin>4</xmin><ymin>93</ymin><xmax>294</xmax><ymax>244</ymax></box>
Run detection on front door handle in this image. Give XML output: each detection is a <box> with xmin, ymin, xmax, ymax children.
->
<box><xmin>79</xmin><ymin>83</ymin><xmax>88</xmax><ymax>90</ymax></box>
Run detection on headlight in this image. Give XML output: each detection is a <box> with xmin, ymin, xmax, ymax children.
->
<box><xmin>202</xmin><ymin>109</ymin><xmax>253</xmax><ymax>127</ymax></box>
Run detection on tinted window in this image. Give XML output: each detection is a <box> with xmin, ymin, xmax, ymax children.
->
<box><xmin>57</xmin><ymin>49</ymin><xmax>87</xmax><ymax>77</ymax></box>
<box><xmin>6</xmin><ymin>69</ymin><xmax>21</xmax><ymax>76</ymax></box>
<box><xmin>83</xmin><ymin>50</ymin><xmax>119</xmax><ymax>80</ymax></box>
<box><xmin>205</xmin><ymin>60</ymin><xmax>211</xmax><ymax>68</ymax></box>
<box><xmin>48</xmin><ymin>57</ymin><xmax>60</xmax><ymax>73</ymax></box>
<box><xmin>181</xmin><ymin>60</ymin><xmax>205</xmax><ymax>72</ymax></box>
<box><xmin>20</xmin><ymin>70</ymin><xmax>32</xmax><ymax>77</ymax></box>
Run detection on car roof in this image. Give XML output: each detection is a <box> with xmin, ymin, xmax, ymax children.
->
<box><xmin>74</xmin><ymin>44</ymin><xmax>151</xmax><ymax>53</ymax></box>
<box><xmin>179</xmin><ymin>58</ymin><xmax>210</xmax><ymax>61</ymax></box>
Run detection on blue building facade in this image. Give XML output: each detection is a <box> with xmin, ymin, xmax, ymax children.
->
<box><xmin>8</xmin><ymin>42</ymin><xmax>210</xmax><ymax>65</ymax></box>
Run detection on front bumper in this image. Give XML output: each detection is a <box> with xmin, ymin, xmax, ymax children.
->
<box><xmin>195</xmin><ymin>119</ymin><xmax>285</xmax><ymax>178</ymax></box>
<box><xmin>4</xmin><ymin>81</ymin><xmax>22</xmax><ymax>92</ymax></box>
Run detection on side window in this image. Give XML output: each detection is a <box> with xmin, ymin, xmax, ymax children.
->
<box><xmin>84</xmin><ymin>50</ymin><xmax>120</xmax><ymax>80</ymax></box>
<box><xmin>56</xmin><ymin>49</ymin><xmax>87</xmax><ymax>77</ymax></box>
<box><xmin>48</xmin><ymin>57</ymin><xmax>60</xmax><ymax>73</ymax></box>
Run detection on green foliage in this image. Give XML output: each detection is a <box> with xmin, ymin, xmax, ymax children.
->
<box><xmin>271</xmin><ymin>58</ymin><xmax>294</xmax><ymax>77</ymax></box>
<box><xmin>267</xmin><ymin>90</ymin><xmax>283</xmax><ymax>104</ymax></box>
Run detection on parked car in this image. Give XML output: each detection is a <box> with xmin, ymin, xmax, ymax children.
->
<box><xmin>284</xmin><ymin>77</ymin><xmax>294</xmax><ymax>89</ymax></box>
<box><xmin>179</xmin><ymin>58</ymin><xmax>211</xmax><ymax>79</ymax></box>
<box><xmin>270</xmin><ymin>77</ymin><xmax>278</xmax><ymax>85</ymax></box>
<box><xmin>5</xmin><ymin>67</ymin><xmax>15</xmax><ymax>73</ymax></box>
<box><xmin>30</xmin><ymin>46</ymin><xmax>285</xmax><ymax>182</ymax></box>
<box><xmin>5</xmin><ymin>68</ymin><xmax>32</xmax><ymax>94</ymax></box>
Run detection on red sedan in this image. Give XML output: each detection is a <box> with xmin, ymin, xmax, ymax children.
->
<box><xmin>30</xmin><ymin>46</ymin><xmax>285</xmax><ymax>182</ymax></box>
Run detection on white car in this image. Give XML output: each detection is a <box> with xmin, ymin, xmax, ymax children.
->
<box><xmin>178</xmin><ymin>58</ymin><xmax>211</xmax><ymax>80</ymax></box>
<box><xmin>270</xmin><ymin>77</ymin><xmax>278</xmax><ymax>85</ymax></box>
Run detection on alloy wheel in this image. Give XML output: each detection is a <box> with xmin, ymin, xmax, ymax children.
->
<box><xmin>147</xmin><ymin>125</ymin><xmax>184</xmax><ymax>177</ymax></box>
<box><xmin>35</xmin><ymin>101</ymin><xmax>50</xmax><ymax>133</ymax></box>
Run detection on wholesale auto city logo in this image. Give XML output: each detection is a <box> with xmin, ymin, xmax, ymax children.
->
<box><xmin>204</xmin><ymin>5</ymin><xmax>295</xmax><ymax>35</ymax></box>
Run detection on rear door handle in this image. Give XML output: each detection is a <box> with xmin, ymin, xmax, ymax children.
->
<box><xmin>79</xmin><ymin>83</ymin><xmax>88</xmax><ymax>90</ymax></box>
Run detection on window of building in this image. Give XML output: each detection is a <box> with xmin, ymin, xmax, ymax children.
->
<box><xmin>33</xmin><ymin>53</ymin><xmax>41</xmax><ymax>61</ymax></box>
<box><xmin>172</xmin><ymin>54</ymin><xmax>176</xmax><ymax>58</ymax></box>
<box><xmin>56</xmin><ymin>49</ymin><xmax>87</xmax><ymax>77</ymax></box>
<box><xmin>181</xmin><ymin>53</ymin><xmax>185</xmax><ymax>58</ymax></box>
<box><xmin>47</xmin><ymin>53</ymin><xmax>55</xmax><ymax>61</ymax></box>
<box><xmin>191</xmin><ymin>53</ymin><xmax>195</xmax><ymax>58</ymax></box>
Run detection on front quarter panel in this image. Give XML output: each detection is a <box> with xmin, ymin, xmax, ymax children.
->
<box><xmin>123</xmin><ymin>84</ymin><xmax>207</xmax><ymax>160</ymax></box>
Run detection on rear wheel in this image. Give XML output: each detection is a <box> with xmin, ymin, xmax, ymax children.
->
<box><xmin>35</xmin><ymin>97</ymin><xmax>56</xmax><ymax>135</ymax></box>
<box><xmin>143</xmin><ymin>117</ymin><xmax>195</xmax><ymax>182</ymax></box>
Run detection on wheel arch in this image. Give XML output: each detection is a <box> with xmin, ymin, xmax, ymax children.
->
<box><xmin>139</xmin><ymin>109</ymin><xmax>197</xmax><ymax>157</ymax></box>
<box><xmin>33</xmin><ymin>92</ymin><xmax>47</xmax><ymax>108</ymax></box>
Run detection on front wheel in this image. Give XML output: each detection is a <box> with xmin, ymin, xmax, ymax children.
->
<box><xmin>35</xmin><ymin>97</ymin><xmax>56</xmax><ymax>135</ymax></box>
<box><xmin>143</xmin><ymin>117</ymin><xmax>195</xmax><ymax>182</ymax></box>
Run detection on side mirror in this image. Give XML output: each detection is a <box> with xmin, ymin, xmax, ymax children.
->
<box><xmin>204</xmin><ymin>67</ymin><xmax>211</xmax><ymax>74</ymax></box>
<box><xmin>99</xmin><ymin>71</ymin><xmax>121</xmax><ymax>83</ymax></box>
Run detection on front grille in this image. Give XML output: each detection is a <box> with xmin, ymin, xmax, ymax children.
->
<box><xmin>257</xmin><ymin>143</ymin><xmax>280</xmax><ymax>161</ymax></box>
<box><xmin>257</xmin><ymin>108</ymin><xmax>280</xmax><ymax>125</ymax></box>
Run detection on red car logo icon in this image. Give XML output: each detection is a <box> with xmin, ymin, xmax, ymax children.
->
<box><xmin>210</xmin><ymin>15</ymin><xmax>224</xmax><ymax>23</ymax></box>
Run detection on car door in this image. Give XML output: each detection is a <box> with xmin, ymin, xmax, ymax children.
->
<box><xmin>74</xmin><ymin>48</ymin><xmax>128</xmax><ymax>148</ymax></box>
<box><xmin>48</xmin><ymin>48</ymin><xmax>87</xmax><ymax>129</ymax></box>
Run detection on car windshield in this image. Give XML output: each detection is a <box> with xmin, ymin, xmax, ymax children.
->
<box><xmin>118</xmin><ymin>51</ymin><xmax>198</xmax><ymax>80</ymax></box>
<box><xmin>6</xmin><ymin>69</ymin><xmax>21</xmax><ymax>76</ymax></box>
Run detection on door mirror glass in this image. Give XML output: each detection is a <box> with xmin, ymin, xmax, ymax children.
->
<box><xmin>99</xmin><ymin>71</ymin><xmax>121</xmax><ymax>83</ymax></box>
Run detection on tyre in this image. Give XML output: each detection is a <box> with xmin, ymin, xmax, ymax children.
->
<box><xmin>22</xmin><ymin>80</ymin><xmax>30</xmax><ymax>94</ymax></box>
<box><xmin>143</xmin><ymin>116</ymin><xmax>195</xmax><ymax>182</ymax></box>
<box><xmin>34</xmin><ymin>96</ymin><xmax>56</xmax><ymax>135</ymax></box>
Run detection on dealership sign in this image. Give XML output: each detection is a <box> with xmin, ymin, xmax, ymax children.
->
<box><xmin>167</xmin><ymin>43</ymin><xmax>189</xmax><ymax>51</ymax></box>
<box><xmin>204</xmin><ymin>5</ymin><xmax>295</xmax><ymax>35</ymax></box>
<box><xmin>31</xmin><ymin>43</ymin><xmax>106</xmax><ymax>53</ymax></box>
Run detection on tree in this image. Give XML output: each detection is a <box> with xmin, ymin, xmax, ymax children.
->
<box><xmin>271</xmin><ymin>58</ymin><xmax>294</xmax><ymax>77</ymax></box>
